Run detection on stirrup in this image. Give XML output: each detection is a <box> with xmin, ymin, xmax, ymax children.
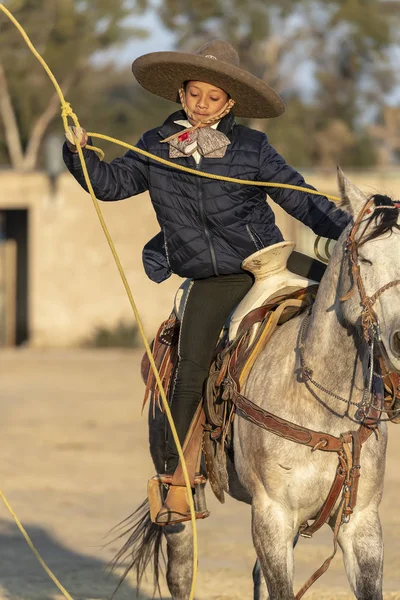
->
<box><xmin>147</xmin><ymin>474</ymin><xmax>210</xmax><ymax>526</ymax></box>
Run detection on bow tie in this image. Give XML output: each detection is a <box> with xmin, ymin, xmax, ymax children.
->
<box><xmin>168</xmin><ymin>127</ymin><xmax>230</xmax><ymax>159</ymax></box>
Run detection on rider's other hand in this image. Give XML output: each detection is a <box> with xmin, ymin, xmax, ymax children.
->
<box><xmin>65</xmin><ymin>126</ymin><xmax>88</xmax><ymax>153</ymax></box>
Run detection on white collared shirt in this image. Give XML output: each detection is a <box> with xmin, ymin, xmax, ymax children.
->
<box><xmin>173</xmin><ymin>119</ymin><xmax>220</xmax><ymax>164</ymax></box>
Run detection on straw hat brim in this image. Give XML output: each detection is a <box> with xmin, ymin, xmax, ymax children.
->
<box><xmin>132</xmin><ymin>51</ymin><xmax>285</xmax><ymax>119</ymax></box>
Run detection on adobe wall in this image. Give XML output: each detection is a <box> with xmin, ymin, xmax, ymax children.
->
<box><xmin>0</xmin><ymin>168</ymin><xmax>399</xmax><ymax>346</ymax></box>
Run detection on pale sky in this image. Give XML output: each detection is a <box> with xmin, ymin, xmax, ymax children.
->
<box><xmin>94</xmin><ymin>8</ymin><xmax>399</xmax><ymax>106</ymax></box>
<box><xmin>93</xmin><ymin>9</ymin><xmax>175</xmax><ymax>66</ymax></box>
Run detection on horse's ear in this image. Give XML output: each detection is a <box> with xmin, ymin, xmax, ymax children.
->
<box><xmin>336</xmin><ymin>166</ymin><xmax>367</xmax><ymax>217</ymax></box>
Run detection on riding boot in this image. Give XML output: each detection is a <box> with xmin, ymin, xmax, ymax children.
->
<box><xmin>148</xmin><ymin>473</ymin><xmax>209</xmax><ymax>526</ymax></box>
<box><xmin>149</xmin><ymin>405</ymin><xmax>210</xmax><ymax>526</ymax></box>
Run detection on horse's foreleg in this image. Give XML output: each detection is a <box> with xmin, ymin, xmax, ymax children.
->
<box><xmin>164</xmin><ymin>522</ymin><xmax>193</xmax><ymax>600</ymax></box>
<box><xmin>337</xmin><ymin>508</ymin><xmax>383</xmax><ymax>600</ymax></box>
<box><xmin>251</xmin><ymin>495</ymin><xmax>296</xmax><ymax>600</ymax></box>
<box><xmin>252</xmin><ymin>530</ymin><xmax>299</xmax><ymax>600</ymax></box>
<box><xmin>253</xmin><ymin>558</ymin><xmax>269</xmax><ymax>600</ymax></box>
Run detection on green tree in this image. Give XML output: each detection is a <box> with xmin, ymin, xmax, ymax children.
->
<box><xmin>159</xmin><ymin>0</ymin><xmax>400</xmax><ymax>167</ymax></box>
<box><xmin>0</xmin><ymin>0</ymin><xmax>149</xmax><ymax>169</ymax></box>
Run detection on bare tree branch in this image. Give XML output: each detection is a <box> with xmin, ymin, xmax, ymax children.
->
<box><xmin>22</xmin><ymin>74</ymin><xmax>74</xmax><ymax>171</ymax></box>
<box><xmin>0</xmin><ymin>62</ymin><xmax>24</xmax><ymax>169</ymax></box>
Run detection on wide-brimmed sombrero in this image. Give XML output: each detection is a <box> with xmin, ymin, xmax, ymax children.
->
<box><xmin>132</xmin><ymin>40</ymin><xmax>285</xmax><ymax>119</ymax></box>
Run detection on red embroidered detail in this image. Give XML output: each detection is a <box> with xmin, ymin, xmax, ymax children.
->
<box><xmin>178</xmin><ymin>132</ymin><xmax>190</xmax><ymax>142</ymax></box>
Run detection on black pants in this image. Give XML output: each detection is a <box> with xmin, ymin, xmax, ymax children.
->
<box><xmin>165</xmin><ymin>272</ymin><xmax>253</xmax><ymax>474</ymax></box>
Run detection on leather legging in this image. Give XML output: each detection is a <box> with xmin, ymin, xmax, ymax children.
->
<box><xmin>165</xmin><ymin>272</ymin><xmax>253</xmax><ymax>474</ymax></box>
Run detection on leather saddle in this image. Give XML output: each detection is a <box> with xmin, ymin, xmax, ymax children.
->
<box><xmin>141</xmin><ymin>242</ymin><xmax>319</xmax><ymax>414</ymax></box>
<box><xmin>141</xmin><ymin>243</ymin><xmax>321</xmax><ymax>515</ymax></box>
<box><xmin>174</xmin><ymin>241</ymin><xmax>318</xmax><ymax>340</ymax></box>
<box><xmin>141</xmin><ymin>241</ymin><xmax>400</xmax><ymax>522</ymax></box>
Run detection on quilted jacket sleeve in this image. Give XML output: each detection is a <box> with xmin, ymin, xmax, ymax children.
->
<box><xmin>258</xmin><ymin>135</ymin><xmax>351</xmax><ymax>240</ymax></box>
<box><xmin>63</xmin><ymin>135</ymin><xmax>149</xmax><ymax>201</ymax></box>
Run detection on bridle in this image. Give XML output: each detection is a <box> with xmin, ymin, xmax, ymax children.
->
<box><xmin>300</xmin><ymin>198</ymin><xmax>400</xmax><ymax>423</ymax></box>
<box><xmin>341</xmin><ymin>198</ymin><xmax>400</xmax><ymax>343</ymax></box>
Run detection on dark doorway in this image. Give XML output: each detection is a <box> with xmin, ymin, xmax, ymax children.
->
<box><xmin>1</xmin><ymin>209</ymin><xmax>29</xmax><ymax>345</ymax></box>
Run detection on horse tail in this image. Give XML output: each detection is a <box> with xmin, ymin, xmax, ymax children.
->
<box><xmin>109</xmin><ymin>498</ymin><xmax>164</xmax><ymax>598</ymax></box>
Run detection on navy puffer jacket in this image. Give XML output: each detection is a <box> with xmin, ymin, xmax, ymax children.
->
<box><xmin>63</xmin><ymin>110</ymin><xmax>351</xmax><ymax>283</ymax></box>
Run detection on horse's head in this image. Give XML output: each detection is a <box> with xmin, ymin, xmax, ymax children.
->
<box><xmin>335</xmin><ymin>168</ymin><xmax>400</xmax><ymax>373</ymax></box>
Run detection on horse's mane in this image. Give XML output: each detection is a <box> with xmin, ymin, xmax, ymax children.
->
<box><xmin>358</xmin><ymin>194</ymin><xmax>400</xmax><ymax>247</ymax></box>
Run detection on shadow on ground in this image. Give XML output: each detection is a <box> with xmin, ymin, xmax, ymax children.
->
<box><xmin>0</xmin><ymin>519</ymin><xmax>166</xmax><ymax>600</ymax></box>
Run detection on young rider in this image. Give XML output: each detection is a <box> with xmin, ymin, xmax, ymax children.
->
<box><xmin>63</xmin><ymin>40</ymin><xmax>351</xmax><ymax>525</ymax></box>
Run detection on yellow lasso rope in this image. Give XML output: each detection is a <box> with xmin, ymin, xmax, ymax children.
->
<box><xmin>0</xmin><ymin>4</ymin><xmax>199</xmax><ymax>599</ymax></box>
<box><xmin>85</xmin><ymin>133</ymin><xmax>341</xmax><ymax>202</ymax></box>
<box><xmin>0</xmin><ymin>489</ymin><xmax>74</xmax><ymax>600</ymax></box>
<box><xmin>87</xmin><ymin>132</ymin><xmax>337</xmax><ymax>262</ymax></box>
<box><xmin>0</xmin><ymin>3</ymin><xmax>339</xmax><ymax>597</ymax></box>
<box><xmin>84</xmin><ymin>135</ymin><xmax>337</xmax><ymax>263</ymax></box>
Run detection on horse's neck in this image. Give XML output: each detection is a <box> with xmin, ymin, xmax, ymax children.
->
<box><xmin>304</xmin><ymin>263</ymin><xmax>364</xmax><ymax>421</ymax></box>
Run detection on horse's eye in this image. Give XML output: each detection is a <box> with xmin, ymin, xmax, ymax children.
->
<box><xmin>359</xmin><ymin>256</ymin><xmax>372</xmax><ymax>265</ymax></box>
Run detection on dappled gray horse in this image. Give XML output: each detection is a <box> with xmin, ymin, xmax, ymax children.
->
<box><xmin>116</xmin><ymin>170</ymin><xmax>400</xmax><ymax>600</ymax></box>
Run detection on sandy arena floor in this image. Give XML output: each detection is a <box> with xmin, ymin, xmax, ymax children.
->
<box><xmin>0</xmin><ymin>348</ymin><xmax>399</xmax><ymax>600</ymax></box>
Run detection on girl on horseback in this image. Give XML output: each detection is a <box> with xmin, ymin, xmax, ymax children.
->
<box><xmin>63</xmin><ymin>39</ymin><xmax>351</xmax><ymax>525</ymax></box>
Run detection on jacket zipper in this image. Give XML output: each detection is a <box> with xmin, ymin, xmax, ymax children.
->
<box><xmin>196</xmin><ymin>159</ymin><xmax>219</xmax><ymax>276</ymax></box>
<box><xmin>162</xmin><ymin>226</ymin><xmax>172</xmax><ymax>270</ymax></box>
<box><xmin>246</xmin><ymin>224</ymin><xmax>264</xmax><ymax>251</ymax></box>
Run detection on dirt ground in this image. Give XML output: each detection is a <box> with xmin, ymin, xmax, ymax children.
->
<box><xmin>0</xmin><ymin>348</ymin><xmax>399</xmax><ymax>600</ymax></box>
